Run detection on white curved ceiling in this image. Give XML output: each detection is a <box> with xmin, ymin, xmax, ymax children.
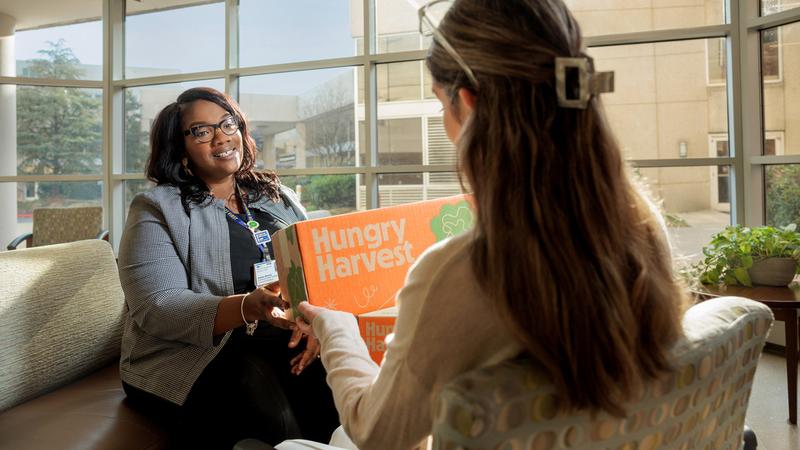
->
<box><xmin>0</xmin><ymin>0</ymin><xmax>217</xmax><ymax>31</ymax></box>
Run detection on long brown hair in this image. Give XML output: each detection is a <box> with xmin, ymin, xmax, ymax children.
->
<box><xmin>427</xmin><ymin>0</ymin><xmax>688</xmax><ymax>416</ymax></box>
<box><xmin>146</xmin><ymin>87</ymin><xmax>281</xmax><ymax>208</ymax></box>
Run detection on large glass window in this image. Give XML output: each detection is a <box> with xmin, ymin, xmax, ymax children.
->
<box><xmin>358</xmin><ymin>116</ymin><xmax>458</xmax><ymax>182</ymax></box>
<box><xmin>281</xmin><ymin>175</ymin><xmax>359</xmax><ymax>215</ymax></box>
<box><xmin>240</xmin><ymin>68</ymin><xmax>357</xmax><ymax>170</ymax></box>
<box><xmin>762</xmin><ymin>0</ymin><xmax>799</xmax><ymax>16</ymax></box>
<box><xmin>239</xmin><ymin>0</ymin><xmax>361</xmax><ymax>67</ymax></box>
<box><xmin>4</xmin><ymin>181</ymin><xmax>104</xmax><ymax>243</ymax></box>
<box><xmin>16</xmin><ymin>86</ymin><xmax>103</xmax><ymax>175</ymax></box>
<box><xmin>708</xmin><ymin>35</ymin><xmax>779</xmax><ymax>85</ymax></box>
<box><xmin>125</xmin><ymin>2</ymin><xmax>225</xmax><ymax>78</ymax></box>
<box><xmin>763</xmin><ymin>20</ymin><xmax>800</xmax><ymax>227</ymax></box>
<box><xmin>762</xmin><ymin>22</ymin><xmax>798</xmax><ymax>157</ymax></box>
<box><xmin>379</xmin><ymin>62</ymin><xmax>422</xmax><ymax>102</ymax></box>
<box><xmin>124</xmin><ymin>79</ymin><xmax>226</xmax><ymax>174</ymax></box>
<box><xmin>589</xmin><ymin>39</ymin><xmax>729</xmax><ymax>161</ymax></box>
<box><xmin>124</xmin><ymin>180</ymin><xmax>155</xmax><ymax>219</ymax></box>
<box><xmin>375</xmin><ymin>0</ymin><xmax>425</xmax><ymax>53</ymax></box>
<box><xmin>766</xmin><ymin>164</ymin><xmax>800</xmax><ymax>226</ymax></box>
<box><xmin>16</xmin><ymin>21</ymin><xmax>102</xmax><ymax>80</ymax></box>
<box><xmin>2</xmin><ymin>1</ymin><xmax>797</xmax><ymax>253</ymax></box>
<box><xmin>635</xmin><ymin>166</ymin><xmax>732</xmax><ymax>264</ymax></box>
<box><xmin>375</xmin><ymin>118</ymin><xmax>423</xmax><ymax>167</ymax></box>
<box><xmin>371</xmin><ymin>172</ymin><xmax>463</xmax><ymax>209</ymax></box>
<box><xmin>358</xmin><ymin>61</ymin><xmax>426</xmax><ymax>104</ymax></box>
<box><xmin>566</xmin><ymin>1</ymin><xmax>725</xmax><ymax>36</ymax></box>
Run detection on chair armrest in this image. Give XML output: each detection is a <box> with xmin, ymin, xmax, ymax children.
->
<box><xmin>96</xmin><ymin>229</ymin><xmax>109</xmax><ymax>241</ymax></box>
<box><xmin>7</xmin><ymin>233</ymin><xmax>33</xmax><ymax>250</ymax></box>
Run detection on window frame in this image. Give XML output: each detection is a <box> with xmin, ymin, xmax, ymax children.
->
<box><xmin>705</xmin><ymin>27</ymin><xmax>782</xmax><ymax>86</ymax></box>
<box><xmin>1</xmin><ymin>0</ymin><xmax>799</xmax><ymax>251</ymax></box>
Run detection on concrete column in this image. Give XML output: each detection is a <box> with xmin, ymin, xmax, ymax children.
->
<box><xmin>0</xmin><ymin>13</ymin><xmax>16</xmax><ymax>249</ymax></box>
<box><xmin>261</xmin><ymin>134</ymin><xmax>276</xmax><ymax>169</ymax></box>
<box><xmin>295</xmin><ymin>122</ymin><xmax>307</xmax><ymax>169</ymax></box>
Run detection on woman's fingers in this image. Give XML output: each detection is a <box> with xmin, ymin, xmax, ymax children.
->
<box><xmin>290</xmin><ymin>352</ymin><xmax>303</xmax><ymax>367</ymax></box>
<box><xmin>265</xmin><ymin>314</ymin><xmax>294</xmax><ymax>330</ymax></box>
<box><xmin>291</xmin><ymin>337</ymin><xmax>320</xmax><ymax>375</ymax></box>
<box><xmin>288</xmin><ymin>326</ymin><xmax>303</xmax><ymax>348</ymax></box>
<box><xmin>297</xmin><ymin>301</ymin><xmax>322</xmax><ymax>321</ymax></box>
<box><xmin>243</xmin><ymin>288</ymin><xmax>293</xmax><ymax>329</ymax></box>
<box><xmin>258</xmin><ymin>286</ymin><xmax>286</xmax><ymax>308</ymax></box>
<box><xmin>295</xmin><ymin>317</ymin><xmax>315</xmax><ymax>337</ymax></box>
<box><xmin>303</xmin><ymin>337</ymin><xmax>320</xmax><ymax>363</ymax></box>
<box><xmin>299</xmin><ymin>338</ymin><xmax>320</xmax><ymax>371</ymax></box>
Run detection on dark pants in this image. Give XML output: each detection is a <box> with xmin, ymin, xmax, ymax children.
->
<box><xmin>123</xmin><ymin>326</ymin><xmax>339</xmax><ymax>449</ymax></box>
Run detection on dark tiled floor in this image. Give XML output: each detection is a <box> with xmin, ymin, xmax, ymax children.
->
<box><xmin>747</xmin><ymin>352</ymin><xmax>799</xmax><ymax>449</ymax></box>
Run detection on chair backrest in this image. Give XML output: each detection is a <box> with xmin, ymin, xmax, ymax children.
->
<box><xmin>0</xmin><ymin>239</ymin><xmax>125</xmax><ymax>412</ymax></box>
<box><xmin>31</xmin><ymin>206</ymin><xmax>103</xmax><ymax>247</ymax></box>
<box><xmin>431</xmin><ymin>297</ymin><xmax>773</xmax><ymax>450</ymax></box>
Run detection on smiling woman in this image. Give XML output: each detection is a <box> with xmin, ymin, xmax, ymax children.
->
<box><xmin>117</xmin><ymin>87</ymin><xmax>340</xmax><ymax>447</ymax></box>
<box><xmin>181</xmin><ymin>102</ymin><xmax>244</xmax><ymax>188</ymax></box>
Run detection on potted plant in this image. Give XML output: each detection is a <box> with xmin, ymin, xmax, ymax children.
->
<box><xmin>693</xmin><ymin>224</ymin><xmax>800</xmax><ymax>287</ymax></box>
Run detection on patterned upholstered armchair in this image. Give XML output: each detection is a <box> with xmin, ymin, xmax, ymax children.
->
<box><xmin>7</xmin><ymin>206</ymin><xmax>108</xmax><ymax>250</ymax></box>
<box><xmin>431</xmin><ymin>297</ymin><xmax>773</xmax><ymax>450</ymax></box>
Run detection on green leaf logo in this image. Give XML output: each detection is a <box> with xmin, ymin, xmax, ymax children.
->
<box><xmin>431</xmin><ymin>200</ymin><xmax>474</xmax><ymax>241</ymax></box>
<box><xmin>287</xmin><ymin>260</ymin><xmax>308</xmax><ymax>318</ymax></box>
<box><xmin>286</xmin><ymin>226</ymin><xmax>296</xmax><ymax>246</ymax></box>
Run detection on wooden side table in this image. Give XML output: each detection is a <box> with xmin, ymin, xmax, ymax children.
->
<box><xmin>694</xmin><ymin>285</ymin><xmax>799</xmax><ymax>424</ymax></box>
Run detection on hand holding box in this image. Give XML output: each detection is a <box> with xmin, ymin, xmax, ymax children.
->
<box><xmin>273</xmin><ymin>195</ymin><xmax>474</xmax><ymax>319</ymax></box>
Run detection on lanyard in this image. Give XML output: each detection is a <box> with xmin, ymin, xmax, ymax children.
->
<box><xmin>224</xmin><ymin>185</ymin><xmax>269</xmax><ymax>261</ymax></box>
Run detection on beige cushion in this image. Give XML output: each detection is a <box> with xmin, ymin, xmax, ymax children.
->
<box><xmin>31</xmin><ymin>206</ymin><xmax>103</xmax><ymax>247</ymax></box>
<box><xmin>0</xmin><ymin>239</ymin><xmax>125</xmax><ymax>412</ymax></box>
<box><xmin>432</xmin><ymin>297</ymin><xmax>773</xmax><ymax>450</ymax></box>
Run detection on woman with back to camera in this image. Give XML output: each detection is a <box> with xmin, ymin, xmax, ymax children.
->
<box><xmin>290</xmin><ymin>0</ymin><xmax>689</xmax><ymax>449</ymax></box>
<box><xmin>118</xmin><ymin>87</ymin><xmax>339</xmax><ymax>448</ymax></box>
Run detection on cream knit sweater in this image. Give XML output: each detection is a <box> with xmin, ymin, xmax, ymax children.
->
<box><xmin>312</xmin><ymin>231</ymin><xmax>523</xmax><ymax>450</ymax></box>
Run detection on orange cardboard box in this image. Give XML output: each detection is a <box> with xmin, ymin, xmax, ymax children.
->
<box><xmin>357</xmin><ymin>306</ymin><xmax>398</xmax><ymax>364</ymax></box>
<box><xmin>272</xmin><ymin>194</ymin><xmax>474</xmax><ymax>318</ymax></box>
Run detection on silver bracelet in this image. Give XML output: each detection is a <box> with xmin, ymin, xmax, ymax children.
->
<box><xmin>240</xmin><ymin>293</ymin><xmax>258</xmax><ymax>336</ymax></box>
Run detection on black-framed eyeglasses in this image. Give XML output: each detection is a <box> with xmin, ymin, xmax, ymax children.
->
<box><xmin>418</xmin><ymin>0</ymin><xmax>479</xmax><ymax>89</ymax></box>
<box><xmin>183</xmin><ymin>116</ymin><xmax>239</xmax><ymax>143</ymax></box>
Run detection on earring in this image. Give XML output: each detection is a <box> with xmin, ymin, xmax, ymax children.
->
<box><xmin>181</xmin><ymin>157</ymin><xmax>194</xmax><ymax>177</ymax></box>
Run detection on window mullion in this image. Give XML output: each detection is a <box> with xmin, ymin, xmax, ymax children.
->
<box><xmin>363</xmin><ymin>0</ymin><xmax>378</xmax><ymax>210</ymax></box>
<box><xmin>225</xmin><ymin>0</ymin><xmax>239</xmax><ymax>101</ymax></box>
<box><xmin>729</xmin><ymin>0</ymin><xmax>764</xmax><ymax>226</ymax></box>
<box><xmin>104</xmin><ymin>0</ymin><xmax>126</xmax><ymax>251</ymax></box>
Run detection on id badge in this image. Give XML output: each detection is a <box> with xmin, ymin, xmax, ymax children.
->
<box><xmin>253</xmin><ymin>229</ymin><xmax>272</xmax><ymax>246</ymax></box>
<box><xmin>253</xmin><ymin>260</ymin><xmax>279</xmax><ymax>287</ymax></box>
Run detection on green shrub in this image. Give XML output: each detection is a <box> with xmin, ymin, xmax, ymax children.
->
<box><xmin>767</xmin><ymin>164</ymin><xmax>800</xmax><ymax>226</ymax></box>
<box><xmin>303</xmin><ymin>175</ymin><xmax>355</xmax><ymax>211</ymax></box>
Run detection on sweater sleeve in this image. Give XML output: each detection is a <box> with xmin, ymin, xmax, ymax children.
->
<box><xmin>312</xmin><ymin>266</ymin><xmax>431</xmax><ymax>450</ymax></box>
<box><xmin>312</xmin><ymin>234</ymin><xmax>522</xmax><ymax>450</ymax></box>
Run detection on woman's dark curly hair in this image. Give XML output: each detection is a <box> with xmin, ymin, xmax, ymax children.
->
<box><xmin>145</xmin><ymin>87</ymin><xmax>281</xmax><ymax>208</ymax></box>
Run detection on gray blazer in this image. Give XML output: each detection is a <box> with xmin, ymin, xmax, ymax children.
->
<box><xmin>118</xmin><ymin>184</ymin><xmax>307</xmax><ymax>405</ymax></box>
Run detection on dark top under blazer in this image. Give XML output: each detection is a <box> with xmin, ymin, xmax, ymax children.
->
<box><xmin>118</xmin><ymin>184</ymin><xmax>307</xmax><ymax>405</ymax></box>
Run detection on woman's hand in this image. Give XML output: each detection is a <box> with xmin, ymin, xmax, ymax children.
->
<box><xmin>288</xmin><ymin>329</ymin><xmax>320</xmax><ymax>375</ymax></box>
<box><xmin>286</xmin><ymin>301</ymin><xmax>328</xmax><ymax>375</ymax></box>
<box><xmin>294</xmin><ymin>301</ymin><xmax>326</xmax><ymax>338</ymax></box>
<box><xmin>243</xmin><ymin>285</ymin><xmax>293</xmax><ymax>329</ymax></box>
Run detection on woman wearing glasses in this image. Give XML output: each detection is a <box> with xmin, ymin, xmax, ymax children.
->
<box><xmin>289</xmin><ymin>0</ymin><xmax>687</xmax><ymax>449</ymax></box>
<box><xmin>118</xmin><ymin>87</ymin><xmax>339</xmax><ymax>448</ymax></box>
